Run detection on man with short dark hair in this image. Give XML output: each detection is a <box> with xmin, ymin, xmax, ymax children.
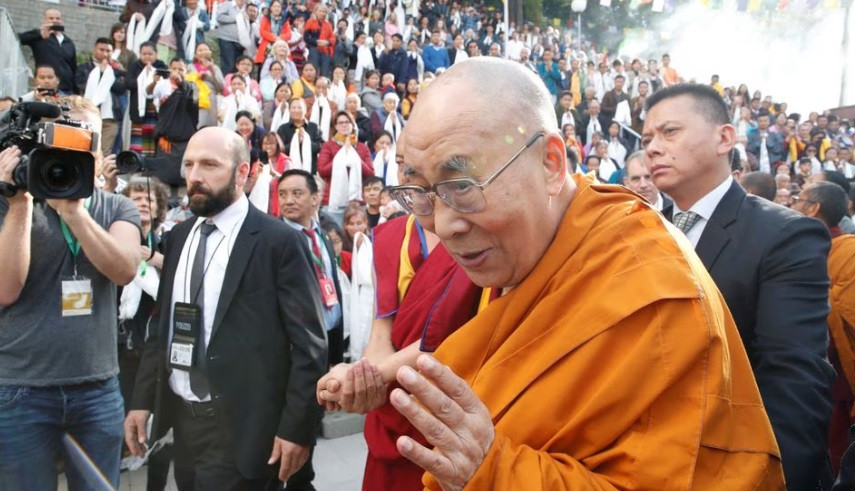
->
<box><xmin>423</xmin><ymin>30</ymin><xmax>450</xmax><ymax>73</ymax></box>
<box><xmin>363</xmin><ymin>176</ymin><xmax>384</xmax><ymax>228</ymax></box>
<box><xmin>747</xmin><ymin>113</ymin><xmax>786</xmax><ymax>173</ymax></box>
<box><xmin>600</xmin><ymin>74</ymin><xmax>630</xmax><ymax>128</ymax></box>
<box><xmin>126</xmin><ymin>127</ymin><xmax>327</xmax><ymax>489</ymax></box>
<box><xmin>20</xmin><ymin>65</ymin><xmax>60</xmax><ymax>103</ymax></box>
<box><xmin>379</xmin><ymin>34</ymin><xmax>408</xmax><ymax>93</ymax></box>
<box><xmin>19</xmin><ymin>8</ymin><xmax>77</xmax><ymax>95</ymax></box>
<box><xmin>151</xmin><ymin>57</ymin><xmax>199</xmax><ymax>187</ymax></box>
<box><xmin>447</xmin><ymin>33</ymin><xmax>468</xmax><ymax>65</ymax></box>
<box><xmin>76</xmin><ymin>37</ymin><xmax>127</xmax><ymax>157</ymax></box>
<box><xmin>643</xmin><ymin>83</ymin><xmax>834</xmax><ymax>490</ymax></box>
<box><xmin>740</xmin><ymin>171</ymin><xmax>777</xmax><ymax>201</ymax></box>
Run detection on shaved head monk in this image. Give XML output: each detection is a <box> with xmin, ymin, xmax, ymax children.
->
<box><xmin>384</xmin><ymin>58</ymin><xmax>784</xmax><ymax>489</ymax></box>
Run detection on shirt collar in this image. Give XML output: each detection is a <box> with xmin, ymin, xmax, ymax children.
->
<box><xmin>283</xmin><ymin>216</ymin><xmax>319</xmax><ymax>235</ymax></box>
<box><xmin>673</xmin><ymin>175</ymin><xmax>732</xmax><ymax>221</ymax></box>
<box><xmin>195</xmin><ymin>194</ymin><xmax>248</xmax><ymax>234</ymax></box>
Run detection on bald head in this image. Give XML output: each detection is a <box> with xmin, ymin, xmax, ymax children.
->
<box><xmin>802</xmin><ymin>181</ymin><xmax>849</xmax><ymax>228</ymax></box>
<box><xmin>192</xmin><ymin>126</ymin><xmax>250</xmax><ymax>168</ymax></box>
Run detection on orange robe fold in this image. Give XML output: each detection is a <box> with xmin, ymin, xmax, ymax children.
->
<box><xmin>426</xmin><ymin>174</ymin><xmax>784</xmax><ymax>490</ymax></box>
<box><xmin>827</xmin><ymin>234</ymin><xmax>855</xmax><ymax>470</ymax></box>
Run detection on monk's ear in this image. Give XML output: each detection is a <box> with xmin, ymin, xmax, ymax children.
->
<box><xmin>542</xmin><ymin>133</ymin><xmax>567</xmax><ymax>196</ymax></box>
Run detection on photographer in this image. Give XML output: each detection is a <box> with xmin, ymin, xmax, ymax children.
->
<box><xmin>20</xmin><ymin>65</ymin><xmax>61</xmax><ymax>103</ymax></box>
<box><xmin>19</xmin><ymin>8</ymin><xmax>77</xmax><ymax>96</ymax></box>
<box><xmin>152</xmin><ymin>58</ymin><xmax>199</xmax><ymax>188</ymax></box>
<box><xmin>0</xmin><ymin>96</ymin><xmax>141</xmax><ymax>489</ymax></box>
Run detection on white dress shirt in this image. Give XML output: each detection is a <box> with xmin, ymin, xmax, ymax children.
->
<box><xmin>169</xmin><ymin>195</ymin><xmax>249</xmax><ymax>402</ymax></box>
<box><xmin>672</xmin><ymin>176</ymin><xmax>733</xmax><ymax>248</ymax></box>
<box><xmin>651</xmin><ymin>192</ymin><xmax>664</xmax><ymax>211</ymax></box>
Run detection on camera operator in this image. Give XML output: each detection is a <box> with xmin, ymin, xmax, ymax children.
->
<box><xmin>20</xmin><ymin>65</ymin><xmax>61</xmax><ymax>104</ymax></box>
<box><xmin>0</xmin><ymin>96</ymin><xmax>141</xmax><ymax>490</ymax></box>
<box><xmin>19</xmin><ymin>8</ymin><xmax>77</xmax><ymax>96</ymax></box>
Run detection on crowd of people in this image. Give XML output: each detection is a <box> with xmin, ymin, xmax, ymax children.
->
<box><xmin>2</xmin><ymin>0</ymin><xmax>855</xmax><ymax>490</ymax></box>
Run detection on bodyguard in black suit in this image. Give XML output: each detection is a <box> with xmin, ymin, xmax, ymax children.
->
<box><xmin>644</xmin><ymin>84</ymin><xmax>834</xmax><ymax>490</ymax></box>
<box><xmin>126</xmin><ymin>127</ymin><xmax>328</xmax><ymax>490</ymax></box>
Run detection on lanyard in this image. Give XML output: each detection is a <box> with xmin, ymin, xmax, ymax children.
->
<box><xmin>140</xmin><ymin>232</ymin><xmax>153</xmax><ymax>277</ymax></box>
<box><xmin>59</xmin><ymin>198</ymin><xmax>92</xmax><ymax>276</ymax></box>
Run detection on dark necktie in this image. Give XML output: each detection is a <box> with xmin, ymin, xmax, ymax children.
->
<box><xmin>189</xmin><ymin>221</ymin><xmax>217</xmax><ymax>399</ymax></box>
<box><xmin>673</xmin><ymin>211</ymin><xmax>701</xmax><ymax>234</ymax></box>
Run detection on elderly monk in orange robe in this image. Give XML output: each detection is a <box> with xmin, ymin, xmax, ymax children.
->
<box><xmin>374</xmin><ymin>58</ymin><xmax>785</xmax><ymax>490</ymax></box>
<box><xmin>791</xmin><ymin>181</ymin><xmax>855</xmax><ymax>474</ymax></box>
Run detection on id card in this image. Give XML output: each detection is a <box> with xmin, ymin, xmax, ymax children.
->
<box><xmin>318</xmin><ymin>277</ymin><xmax>339</xmax><ymax>307</ymax></box>
<box><xmin>170</xmin><ymin>302</ymin><xmax>202</xmax><ymax>371</ymax></box>
<box><xmin>61</xmin><ymin>277</ymin><xmax>93</xmax><ymax>317</ymax></box>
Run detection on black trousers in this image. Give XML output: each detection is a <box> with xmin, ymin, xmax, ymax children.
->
<box><xmin>171</xmin><ymin>395</ymin><xmax>315</xmax><ymax>491</ymax></box>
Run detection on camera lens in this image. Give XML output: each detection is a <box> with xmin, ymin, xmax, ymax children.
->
<box><xmin>41</xmin><ymin>158</ymin><xmax>80</xmax><ymax>192</ymax></box>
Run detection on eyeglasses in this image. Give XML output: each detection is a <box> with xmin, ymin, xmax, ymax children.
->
<box><xmin>790</xmin><ymin>195</ymin><xmax>814</xmax><ymax>205</ymax></box>
<box><xmin>389</xmin><ymin>131</ymin><xmax>544</xmax><ymax>216</ymax></box>
<box><xmin>335</xmin><ymin>120</ymin><xmax>352</xmax><ymax>126</ymax></box>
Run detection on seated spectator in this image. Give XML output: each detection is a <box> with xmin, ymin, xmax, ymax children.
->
<box><xmin>235</xmin><ymin>110</ymin><xmax>266</xmax><ymax>164</ymax></box>
<box><xmin>276</xmin><ymin>98</ymin><xmax>324</xmax><ymax>174</ymax></box>
<box><xmin>218</xmin><ymin>75</ymin><xmax>261</xmax><ymax>130</ymax></box>
<box><xmin>345</xmin><ymin>93</ymin><xmax>373</xmax><ymax>144</ymax></box>
<box><xmin>401</xmin><ymin>78</ymin><xmax>419</xmax><ymax>120</ymax></box>
<box><xmin>329</xmin><ymin>66</ymin><xmax>351</xmax><ymax>110</ymax></box>
<box><xmin>260</xmin><ymin>40</ymin><xmax>300</xmax><ymax>83</ymax></box>
<box><xmin>260</xmin><ymin>61</ymin><xmax>288</xmax><ymax>102</ymax></box>
<box><xmin>263</xmin><ymin>81</ymin><xmax>293</xmax><ymax>133</ymax></box>
<box><xmin>255</xmin><ymin>0</ymin><xmax>292</xmax><ymax>70</ymax></box>
<box><xmin>125</xmin><ymin>42</ymin><xmax>167</xmax><ymax>157</ymax></box>
<box><xmin>292</xmin><ymin>62</ymin><xmax>320</xmax><ymax>113</ymax></box>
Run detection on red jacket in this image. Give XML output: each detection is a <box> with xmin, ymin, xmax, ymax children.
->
<box><xmin>255</xmin><ymin>16</ymin><xmax>292</xmax><ymax>64</ymax></box>
<box><xmin>317</xmin><ymin>139</ymin><xmax>374</xmax><ymax>205</ymax></box>
<box><xmin>304</xmin><ymin>18</ymin><xmax>336</xmax><ymax>58</ymax></box>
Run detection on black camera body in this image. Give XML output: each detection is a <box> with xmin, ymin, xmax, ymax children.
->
<box><xmin>0</xmin><ymin>102</ymin><xmax>99</xmax><ymax>200</ymax></box>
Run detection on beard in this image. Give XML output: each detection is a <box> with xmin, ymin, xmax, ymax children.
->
<box><xmin>188</xmin><ymin>174</ymin><xmax>237</xmax><ymax>217</ymax></box>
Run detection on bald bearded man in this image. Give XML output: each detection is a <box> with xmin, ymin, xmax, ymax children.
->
<box><xmin>622</xmin><ymin>150</ymin><xmax>672</xmax><ymax>211</ymax></box>
<box><xmin>383</xmin><ymin>58</ymin><xmax>783</xmax><ymax>489</ymax></box>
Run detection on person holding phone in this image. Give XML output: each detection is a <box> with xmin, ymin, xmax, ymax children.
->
<box><xmin>20</xmin><ymin>65</ymin><xmax>60</xmax><ymax>103</ymax></box>
<box><xmin>19</xmin><ymin>8</ymin><xmax>78</xmax><ymax>96</ymax></box>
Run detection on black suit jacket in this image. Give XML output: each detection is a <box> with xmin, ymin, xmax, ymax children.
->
<box><xmin>277</xmin><ymin>122</ymin><xmax>324</xmax><ymax>175</ymax></box>
<box><xmin>132</xmin><ymin>204</ymin><xmax>328</xmax><ymax>479</ymax></box>
<box><xmin>665</xmin><ymin>180</ymin><xmax>834</xmax><ymax>489</ymax></box>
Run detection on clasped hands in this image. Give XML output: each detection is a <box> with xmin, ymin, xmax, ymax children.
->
<box><xmin>316</xmin><ymin>355</ymin><xmax>495</xmax><ymax>491</ymax></box>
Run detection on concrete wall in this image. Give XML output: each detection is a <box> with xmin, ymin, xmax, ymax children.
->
<box><xmin>6</xmin><ymin>0</ymin><xmax>122</xmax><ymax>63</ymax></box>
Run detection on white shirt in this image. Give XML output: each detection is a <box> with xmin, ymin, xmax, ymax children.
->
<box><xmin>54</xmin><ymin>32</ymin><xmax>65</xmax><ymax>45</ymax></box>
<box><xmin>673</xmin><ymin>176</ymin><xmax>733</xmax><ymax>248</ymax></box>
<box><xmin>169</xmin><ymin>195</ymin><xmax>249</xmax><ymax>402</ymax></box>
<box><xmin>651</xmin><ymin>193</ymin><xmax>664</xmax><ymax>211</ymax></box>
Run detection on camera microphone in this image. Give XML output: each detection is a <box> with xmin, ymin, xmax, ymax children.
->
<box><xmin>21</xmin><ymin>102</ymin><xmax>63</xmax><ymax>120</ymax></box>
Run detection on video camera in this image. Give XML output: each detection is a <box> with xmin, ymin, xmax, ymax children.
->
<box><xmin>0</xmin><ymin>101</ymin><xmax>99</xmax><ymax>199</ymax></box>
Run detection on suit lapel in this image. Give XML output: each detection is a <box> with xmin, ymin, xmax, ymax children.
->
<box><xmin>210</xmin><ymin>206</ymin><xmax>261</xmax><ymax>341</ymax></box>
<box><xmin>158</xmin><ymin>221</ymin><xmax>194</xmax><ymax>349</ymax></box>
<box><xmin>695</xmin><ymin>180</ymin><xmax>743</xmax><ymax>270</ymax></box>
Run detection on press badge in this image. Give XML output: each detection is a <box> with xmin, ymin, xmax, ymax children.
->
<box><xmin>318</xmin><ymin>277</ymin><xmax>339</xmax><ymax>308</ymax></box>
<box><xmin>61</xmin><ymin>276</ymin><xmax>93</xmax><ymax>316</ymax></box>
<box><xmin>170</xmin><ymin>302</ymin><xmax>202</xmax><ymax>371</ymax></box>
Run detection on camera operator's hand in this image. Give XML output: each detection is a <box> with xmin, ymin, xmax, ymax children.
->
<box><xmin>101</xmin><ymin>154</ymin><xmax>119</xmax><ymax>193</ymax></box>
<box><xmin>46</xmin><ymin>198</ymin><xmax>85</xmax><ymax>221</ymax></box>
<box><xmin>0</xmin><ymin>146</ymin><xmax>21</xmax><ymax>185</ymax></box>
<box><xmin>124</xmin><ymin>410</ymin><xmax>151</xmax><ymax>457</ymax></box>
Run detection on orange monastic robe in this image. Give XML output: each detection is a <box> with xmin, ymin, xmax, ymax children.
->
<box><xmin>827</xmin><ymin>234</ymin><xmax>855</xmax><ymax>469</ymax></box>
<box><xmin>426</xmin><ymin>174</ymin><xmax>784</xmax><ymax>490</ymax></box>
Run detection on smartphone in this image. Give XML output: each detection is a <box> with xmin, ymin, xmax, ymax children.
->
<box><xmin>156</xmin><ymin>68</ymin><xmax>170</xmax><ymax>78</ymax></box>
<box><xmin>36</xmin><ymin>88</ymin><xmax>58</xmax><ymax>96</ymax></box>
<box><xmin>259</xmin><ymin>151</ymin><xmax>269</xmax><ymax>165</ymax></box>
<box><xmin>50</xmin><ymin>25</ymin><xmax>65</xmax><ymax>32</ymax></box>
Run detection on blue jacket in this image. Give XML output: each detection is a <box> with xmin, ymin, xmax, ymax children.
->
<box><xmin>422</xmin><ymin>45</ymin><xmax>450</xmax><ymax>73</ymax></box>
<box><xmin>379</xmin><ymin>48</ymin><xmax>408</xmax><ymax>87</ymax></box>
<box><xmin>537</xmin><ymin>61</ymin><xmax>562</xmax><ymax>96</ymax></box>
<box><xmin>746</xmin><ymin>130</ymin><xmax>787</xmax><ymax>169</ymax></box>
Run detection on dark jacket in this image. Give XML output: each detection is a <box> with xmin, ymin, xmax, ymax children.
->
<box><xmin>276</xmin><ymin>122</ymin><xmax>324</xmax><ymax>175</ymax></box>
<box><xmin>132</xmin><ymin>205</ymin><xmax>327</xmax><ymax>479</ymax></box>
<box><xmin>19</xmin><ymin>30</ymin><xmax>77</xmax><ymax>94</ymax></box>
<box><xmin>665</xmin><ymin>181</ymin><xmax>834</xmax><ymax>490</ymax></box>
<box><xmin>154</xmin><ymin>82</ymin><xmax>199</xmax><ymax>142</ymax></box>
<box><xmin>124</xmin><ymin>60</ymin><xmax>168</xmax><ymax>124</ymax></box>
<box><xmin>746</xmin><ymin>130</ymin><xmax>787</xmax><ymax>169</ymax></box>
<box><xmin>378</xmin><ymin>47</ymin><xmax>408</xmax><ymax>88</ymax></box>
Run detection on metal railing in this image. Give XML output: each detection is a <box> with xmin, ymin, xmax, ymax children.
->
<box><xmin>0</xmin><ymin>6</ymin><xmax>32</xmax><ymax>99</ymax></box>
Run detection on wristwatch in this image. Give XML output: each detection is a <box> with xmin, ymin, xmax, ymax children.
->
<box><xmin>0</xmin><ymin>181</ymin><xmax>19</xmax><ymax>198</ymax></box>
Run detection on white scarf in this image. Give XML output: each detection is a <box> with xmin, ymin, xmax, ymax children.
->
<box><xmin>235</xmin><ymin>1</ymin><xmax>252</xmax><ymax>48</ymax></box>
<box><xmin>560</xmin><ymin>110</ymin><xmax>575</xmax><ymax>129</ymax></box>
<box><xmin>454</xmin><ymin>48</ymin><xmax>468</xmax><ymax>64</ymax></box>
<box><xmin>586</xmin><ymin>116</ymin><xmax>601</xmax><ymax>145</ymax></box>
<box><xmin>384</xmin><ymin>110</ymin><xmax>402</xmax><ymax>144</ymax></box>
<box><xmin>127</xmin><ymin>0</ymin><xmax>176</xmax><ymax>56</ymax></box>
<box><xmin>309</xmin><ymin>96</ymin><xmax>331</xmax><ymax>141</ymax></box>
<box><xmin>84</xmin><ymin>64</ymin><xmax>115</xmax><ymax>120</ymax></box>
<box><xmin>136</xmin><ymin>65</ymin><xmax>155</xmax><ymax>119</ymax></box>
<box><xmin>269</xmin><ymin>102</ymin><xmax>289</xmax><ymax>133</ymax></box>
<box><xmin>372</xmin><ymin>146</ymin><xmax>398</xmax><ymax>185</ymax></box>
<box><xmin>119</xmin><ymin>264</ymin><xmax>160</xmax><ymax>321</ymax></box>
<box><xmin>210</xmin><ymin>0</ymin><xmax>220</xmax><ymax>29</ymax></box>
<box><xmin>346</xmin><ymin>18</ymin><xmax>355</xmax><ymax>42</ymax></box>
<box><xmin>329</xmin><ymin>81</ymin><xmax>347</xmax><ymax>109</ymax></box>
<box><xmin>182</xmin><ymin>10</ymin><xmax>201</xmax><ymax>63</ymax></box>
<box><xmin>248</xmin><ymin>163</ymin><xmax>272</xmax><ymax>212</ymax></box>
<box><xmin>328</xmin><ymin>143</ymin><xmax>363</xmax><ymax>210</ymax></box>
<box><xmin>289</xmin><ymin>125</ymin><xmax>313</xmax><ymax>172</ymax></box>
<box><xmin>219</xmin><ymin>88</ymin><xmax>259</xmax><ymax>130</ymax></box>
<box><xmin>348</xmin><ymin>231</ymin><xmax>374</xmax><ymax>361</ymax></box>
<box><xmin>408</xmin><ymin>52</ymin><xmax>425</xmax><ymax>82</ymax></box>
<box><xmin>355</xmin><ymin>44</ymin><xmax>374</xmax><ymax>85</ymax></box>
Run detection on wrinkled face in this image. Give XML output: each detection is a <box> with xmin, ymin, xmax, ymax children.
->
<box><xmin>183</xmin><ymin>132</ymin><xmax>248</xmax><ymax>217</ymax></box>
<box><xmin>363</xmin><ymin>182</ymin><xmax>383</xmax><ymax>207</ymax></box>
<box><xmin>290</xmin><ymin>99</ymin><xmax>306</xmax><ymax>121</ymax></box>
<box><xmin>642</xmin><ymin>95</ymin><xmax>732</xmax><ymax>199</ymax></box>
<box><xmin>316</xmin><ymin>79</ymin><xmax>329</xmax><ymax>96</ymax></box>
<box><xmin>595</xmin><ymin>142</ymin><xmax>608</xmax><ymax>157</ymax></box>
<box><xmin>382</xmin><ymin>74</ymin><xmax>395</xmax><ymax>86</ymax></box>
<box><xmin>236</xmin><ymin>58</ymin><xmax>253</xmax><ymax>75</ymax></box>
<box><xmin>278</xmin><ymin>175</ymin><xmax>319</xmax><ymax>223</ymax></box>
<box><xmin>404</xmin><ymin>85</ymin><xmax>554</xmax><ymax>289</ymax></box>
<box><xmin>588</xmin><ymin>102</ymin><xmax>600</xmax><ymax>116</ymax></box>
<box><xmin>236</xmin><ymin>116</ymin><xmax>254</xmax><ymax>137</ymax></box>
<box><xmin>230</xmin><ymin>76</ymin><xmax>246</xmax><ymax>94</ymax></box>
<box><xmin>624</xmin><ymin>158</ymin><xmax>658</xmax><ymax>204</ymax></box>
<box><xmin>345</xmin><ymin>212</ymin><xmax>368</xmax><ymax>239</ymax></box>
<box><xmin>94</xmin><ymin>42</ymin><xmax>113</xmax><ymax>63</ymax></box>
<box><xmin>129</xmin><ymin>189</ymin><xmax>157</xmax><ymax>225</ymax></box>
<box><xmin>274</xmin><ymin>44</ymin><xmax>289</xmax><ymax>58</ymax></box>
<box><xmin>775</xmin><ymin>188</ymin><xmax>793</xmax><ymax>206</ymax></box>
<box><xmin>194</xmin><ymin>43</ymin><xmax>211</xmax><ymax>61</ymax></box>
<box><xmin>34</xmin><ymin>67</ymin><xmax>58</xmax><ymax>89</ymax></box>
<box><xmin>383</xmin><ymin>97</ymin><xmax>398</xmax><ymax>113</ymax></box>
